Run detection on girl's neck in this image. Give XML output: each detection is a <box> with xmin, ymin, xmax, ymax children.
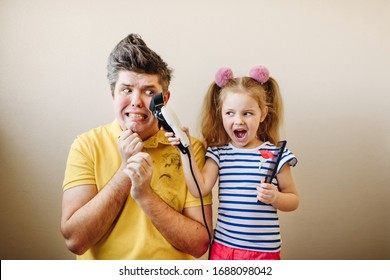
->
<box><xmin>229</xmin><ymin>138</ymin><xmax>265</xmax><ymax>149</ymax></box>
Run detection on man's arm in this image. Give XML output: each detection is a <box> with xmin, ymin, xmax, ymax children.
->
<box><xmin>139</xmin><ymin>192</ymin><xmax>212</xmax><ymax>258</ymax></box>
<box><xmin>124</xmin><ymin>152</ymin><xmax>213</xmax><ymax>258</ymax></box>
<box><xmin>61</xmin><ymin>129</ymin><xmax>142</xmax><ymax>255</ymax></box>
<box><xmin>60</xmin><ymin>171</ymin><xmax>131</xmax><ymax>255</ymax></box>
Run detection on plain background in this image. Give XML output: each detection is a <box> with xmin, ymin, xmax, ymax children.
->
<box><xmin>0</xmin><ymin>0</ymin><xmax>389</xmax><ymax>260</ymax></box>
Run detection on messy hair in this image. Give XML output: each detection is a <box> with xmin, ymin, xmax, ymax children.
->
<box><xmin>107</xmin><ymin>33</ymin><xmax>173</xmax><ymax>95</ymax></box>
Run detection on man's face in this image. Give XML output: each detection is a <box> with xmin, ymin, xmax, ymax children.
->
<box><xmin>113</xmin><ymin>70</ymin><xmax>166</xmax><ymax>140</ymax></box>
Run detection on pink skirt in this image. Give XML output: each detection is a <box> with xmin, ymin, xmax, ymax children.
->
<box><xmin>210</xmin><ymin>241</ymin><xmax>281</xmax><ymax>260</ymax></box>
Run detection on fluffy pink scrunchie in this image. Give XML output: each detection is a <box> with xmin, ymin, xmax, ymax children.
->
<box><xmin>249</xmin><ymin>65</ymin><xmax>269</xmax><ymax>84</ymax></box>
<box><xmin>215</xmin><ymin>67</ymin><xmax>233</xmax><ymax>88</ymax></box>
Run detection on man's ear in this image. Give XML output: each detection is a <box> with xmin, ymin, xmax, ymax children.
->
<box><xmin>163</xmin><ymin>91</ymin><xmax>171</xmax><ymax>105</ymax></box>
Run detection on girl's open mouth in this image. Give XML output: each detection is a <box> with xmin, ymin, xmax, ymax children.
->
<box><xmin>234</xmin><ymin>129</ymin><xmax>247</xmax><ymax>139</ymax></box>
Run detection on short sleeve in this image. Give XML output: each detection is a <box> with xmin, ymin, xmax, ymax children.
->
<box><xmin>62</xmin><ymin>136</ymin><xmax>96</xmax><ymax>191</ymax></box>
<box><xmin>205</xmin><ymin>146</ymin><xmax>220</xmax><ymax>165</ymax></box>
<box><xmin>277</xmin><ymin>148</ymin><xmax>297</xmax><ymax>174</ymax></box>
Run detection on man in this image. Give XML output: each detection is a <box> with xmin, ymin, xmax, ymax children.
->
<box><xmin>60</xmin><ymin>34</ymin><xmax>212</xmax><ymax>259</ymax></box>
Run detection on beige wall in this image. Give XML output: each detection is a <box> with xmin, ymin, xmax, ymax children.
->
<box><xmin>1</xmin><ymin>0</ymin><xmax>389</xmax><ymax>260</ymax></box>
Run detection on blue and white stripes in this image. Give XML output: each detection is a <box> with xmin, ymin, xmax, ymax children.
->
<box><xmin>206</xmin><ymin>142</ymin><xmax>297</xmax><ymax>252</ymax></box>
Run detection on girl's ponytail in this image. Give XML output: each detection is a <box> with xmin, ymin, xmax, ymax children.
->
<box><xmin>259</xmin><ymin>77</ymin><xmax>283</xmax><ymax>144</ymax></box>
<box><xmin>201</xmin><ymin>82</ymin><xmax>228</xmax><ymax>146</ymax></box>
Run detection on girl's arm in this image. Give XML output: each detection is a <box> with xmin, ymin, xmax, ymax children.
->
<box><xmin>257</xmin><ymin>164</ymin><xmax>299</xmax><ymax>211</ymax></box>
<box><xmin>165</xmin><ymin>128</ymin><xmax>218</xmax><ymax>197</ymax></box>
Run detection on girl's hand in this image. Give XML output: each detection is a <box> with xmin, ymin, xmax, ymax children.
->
<box><xmin>256</xmin><ymin>183</ymin><xmax>279</xmax><ymax>205</ymax></box>
<box><xmin>164</xmin><ymin>126</ymin><xmax>191</xmax><ymax>148</ymax></box>
<box><xmin>165</xmin><ymin>131</ymin><xmax>181</xmax><ymax>146</ymax></box>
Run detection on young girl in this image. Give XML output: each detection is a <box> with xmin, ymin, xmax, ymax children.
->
<box><xmin>166</xmin><ymin>65</ymin><xmax>299</xmax><ymax>260</ymax></box>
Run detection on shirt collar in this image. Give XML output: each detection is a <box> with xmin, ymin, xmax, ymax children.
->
<box><xmin>111</xmin><ymin>119</ymin><xmax>123</xmax><ymax>139</ymax></box>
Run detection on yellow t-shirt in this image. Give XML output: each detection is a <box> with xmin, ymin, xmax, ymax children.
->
<box><xmin>63</xmin><ymin>119</ymin><xmax>212</xmax><ymax>259</ymax></box>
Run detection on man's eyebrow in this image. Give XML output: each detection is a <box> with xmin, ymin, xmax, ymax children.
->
<box><xmin>119</xmin><ymin>83</ymin><xmax>133</xmax><ymax>87</ymax></box>
<box><xmin>118</xmin><ymin>83</ymin><xmax>159</xmax><ymax>89</ymax></box>
<box><xmin>141</xmin><ymin>85</ymin><xmax>159</xmax><ymax>90</ymax></box>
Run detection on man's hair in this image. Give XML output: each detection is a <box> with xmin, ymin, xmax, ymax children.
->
<box><xmin>107</xmin><ymin>33</ymin><xmax>173</xmax><ymax>95</ymax></box>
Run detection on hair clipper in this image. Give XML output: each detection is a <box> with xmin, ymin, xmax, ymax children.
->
<box><xmin>149</xmin><ymin>93</ymin><xmax>190</xmax><ymax>154</ymax></box>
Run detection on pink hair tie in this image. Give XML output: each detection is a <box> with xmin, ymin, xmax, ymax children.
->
<box><xmin>215</xmin><ymin>67</ymin><xmax>233</xmax><ymax>88</ymax></box>
<box><xmin>249</xmin><ymin>65</ymin><xmax>269</xmax><ymax>84</ymax></box>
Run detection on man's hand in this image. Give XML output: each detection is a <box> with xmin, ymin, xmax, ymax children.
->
<box><xmin>117</xmin><ymin>129</ymin><xmax>143</xmax><ymax>170</ymax></box>
<box><xmin>122</xmin><ymin>152</ymin><xmax>154</xmax><ymax>200</ymax></box>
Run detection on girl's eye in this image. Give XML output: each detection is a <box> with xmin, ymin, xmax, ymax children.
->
<box><xmin>226</xmin><ymin>111</ymin><xmax>234</xmax><ymax>116</ymax></box>
<box><xmin>145</xmin><ymin>90</ymin><xmax>154</xmax><ymax>96</ymax></box>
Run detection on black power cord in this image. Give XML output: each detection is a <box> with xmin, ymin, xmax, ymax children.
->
<box><xmin>186</xmin><ymin>150</ymin><xmax>213</xmax><ymax>259</ymax></box>
<box><xmin>149</xmin><ymin>94</ymin><xmax>213</xmax><ymax>258</ymax></box>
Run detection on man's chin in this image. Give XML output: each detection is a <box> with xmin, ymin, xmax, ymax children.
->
<box><xmin>125</xmin><ymin>123</ymin><xmax>153</xmax><ymax>135</ymax></box>
<box><xmin>118</xmin><ymin>120</ymin><xmax>137</xmax><ymax>132</ymax></box>
<box><xmin>119</xmin><ymin>119</ymin><xmax>159</xmax><ymax>135</ymax></box>
<box><xmin>126</xmin><ymin>123</ymin><xmax>141</xmax><ymax>132</ymax></box>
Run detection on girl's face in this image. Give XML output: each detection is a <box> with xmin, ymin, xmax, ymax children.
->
<box><xmin>221</xmin><ymin>91</ymin><xmax>267</xmax><ymax>149</ymax></box>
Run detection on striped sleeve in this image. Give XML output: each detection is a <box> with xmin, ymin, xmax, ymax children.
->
<box><xmin>205</xmin><ymin>146</ymin><xmax>220</xmax><ymax>165</ymax></box>
<box><xmin>277</xmin><ymin>147</ymin><xmax>297</xmax><ymax>174</ymax></box>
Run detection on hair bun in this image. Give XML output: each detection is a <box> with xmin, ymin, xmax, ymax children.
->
<box><xmin>249</xmin><ymin>65</ymin><xmax>269</xmax><ymax>84</ymax></box>
<box><xmin>215</xmin><ymin>67</ymin><xmax>233</xmax><ymax>88</ymax></box>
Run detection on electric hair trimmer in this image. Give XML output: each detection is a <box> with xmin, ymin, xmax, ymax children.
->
<box><xmin>149</xmin><ymin>93</ymin><xmax>190</xmax><ymax>154</ymax></box>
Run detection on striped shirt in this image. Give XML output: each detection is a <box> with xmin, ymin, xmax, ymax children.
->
<box><xmin>206</xmin><ymin>142</ymin><xmax>297</xmax><ymax>252</ymax></box>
